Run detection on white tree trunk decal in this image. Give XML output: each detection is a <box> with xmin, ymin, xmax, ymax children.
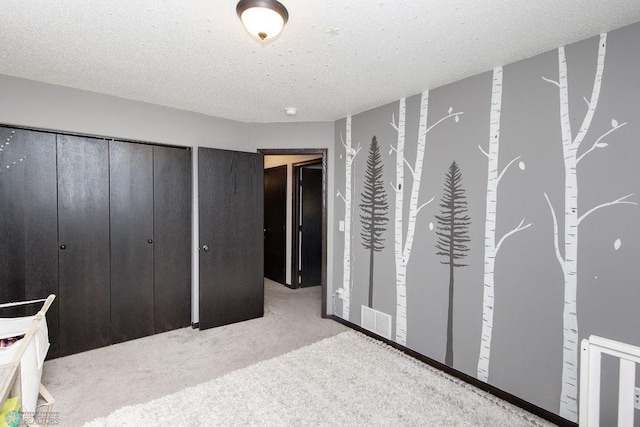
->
<box><xmin>542</xmin><ymin>33</ymin><xmax>635</xmax><ymax>421</ymax></box>
<box><xmin>336</xmin><ymin>116</ymin><xmax>361</xmax><ymax>321</ymax></box>
<box><xmin>477</xmin><ymin>67</ymin><xmax>531</xmax><ymax>382</ymax></box>
<box><xmin>389</xmin><ymin>92</ymin><xmax>462</xmax><ymax>346</ymax></box>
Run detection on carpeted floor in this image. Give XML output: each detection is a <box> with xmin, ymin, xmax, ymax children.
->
<box><xmin>83</xmin><ymin>331</ymin><xmax>554</xmax><ymax>427</ymax></box>
<box><xmin>41</xmin><ymin>280</ymin><xmax>554</xmax><ymax>426</ymax></box>
<box><xmin>41</xmin><ymin>280</ymin><xmax>346</xmax><ymax>426</ymax></box>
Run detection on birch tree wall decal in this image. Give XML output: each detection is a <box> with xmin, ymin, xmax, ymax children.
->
<box><xmin>336</xmin><ymin>116</ymin><xmax>362</xmax><ymax>321</ymax></box>
<box><xmin>477</xmin><ymin>67</ymin><xmax>532</xmax><ymax>382</ymax></box>
<box><xmin>389</xmin><ymin>92</ymin><xmax>463</xmax><ymax>347</ymax></box>
<box><xmin>541</xmin><ymin>32</ymin><xmax>635</xmax><ymax>421</ymax></box>
<box><xmin>435</xmin><ymin>161</ymin><xmax>470</xmax><ymax>367</ymax></box>
<box><xmin>359</xmin><ymin>136</ymin><xmax>389</xmax><ymax>308</ymax></box>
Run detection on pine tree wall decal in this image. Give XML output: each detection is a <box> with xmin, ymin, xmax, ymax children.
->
<box><xmin>435</xmin><ymin>160</ymin><xmax>471</xmax><ymax>367</ymax></box>
<box><xmin>359</xmin><ymin>136</ymin><xmax>389</xmax><ymax>308</ymax></box>
<box><xmin>389</xmin><ymin>93</ymin><xmax>463</xmax><ymax>347</ymax></box>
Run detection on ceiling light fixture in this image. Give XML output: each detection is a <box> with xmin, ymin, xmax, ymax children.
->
<box><xmin>236</xmin><ymin>0</ymin><xmax>289</xmax><ymax>42</ymax></box>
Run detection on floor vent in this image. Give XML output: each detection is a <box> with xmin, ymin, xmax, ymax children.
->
<box><xmin>361</xmin><ymin>305</ymin><xmax>392</xmax><ymax>340</ymax></box>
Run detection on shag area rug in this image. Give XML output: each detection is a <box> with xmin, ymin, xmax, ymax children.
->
<box><xmin>84</xmin><ymin>331</ymin><xmax>553</xmax><ymax>426</ymax></box>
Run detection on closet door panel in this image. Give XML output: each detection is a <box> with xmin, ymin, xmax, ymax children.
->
<box><xmin>0</xmin><ymin>127</ymin><xmax>59</xmax><ymax>356</ymax></box>
<box><xmin>23</xmin><ymin>130</ymin><xmax>60</xmax><ymax>357</ymax></box>
<box><xmin>0</xmin><ymin>128</ymin><xmax>28</xmax><ymax>312</ymax></box>
<box><xmin>57</xmin><ymin>135</ymin><xmax>110</xmax><ymax>356</ymax></box>
<box><xmin>110</xmin><ymin>141</ymin><xmax>154</xmax><ymax>344</ymax></box>
<box><xmin>153</xmin><ymin>145</ymin><xmax>191</xmax><ymax>333</ymax></box>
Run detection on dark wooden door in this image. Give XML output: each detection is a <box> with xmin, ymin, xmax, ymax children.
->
<box><xmin>109</xmin><ymin>141</ymin><xmax>154</xmax><ymax>344</ymax></box>
<box><xmin>0</xmin><ymin>127</ymin><xmax>60</xmax><ymax>357</ymax></box>
<box><xmin>263</xmin><ymin>165</ymin><xmax>287</xmax><ymax>284</ymax></box>
<box><xmin>199</xmin><ymin>148</ymin><xmax>263</xmax><ymax>329</ymax></box>
<box><xmin>154</xmin><ymin>145</ymin><xmax>191</xmax><ymax>333</ymax></box>
<box><xmin>57</xmin><ymin>135</ymin><xmax>110</xmax><ymax>356</ymax></box>
<box><xmin>300</xmin><ymin>167</ymin><xmax>322</xmax><ymax>287</ymax></box>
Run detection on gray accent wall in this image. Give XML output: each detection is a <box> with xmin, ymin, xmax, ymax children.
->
<box><xmin>333</xmin><ymin>21</ymin><xmax>640</xmax><ymax>423</ymax></box>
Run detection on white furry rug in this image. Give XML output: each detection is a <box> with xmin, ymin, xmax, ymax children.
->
<box><xmin>84</xmin><ymin>331</ymin><xmax>553</xmax><ymax>426</ymax></box>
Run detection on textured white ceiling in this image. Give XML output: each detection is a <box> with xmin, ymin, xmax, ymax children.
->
<box><xmin>1</xmin><ymin>1</ymin><xmax>639</xmax><ymax>123</ymax></box>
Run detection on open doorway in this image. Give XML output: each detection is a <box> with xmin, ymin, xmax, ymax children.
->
<box><xmin>259</xmin><ymin>149</ymin><xmax>328</xmax><ymax>317</ymax></box>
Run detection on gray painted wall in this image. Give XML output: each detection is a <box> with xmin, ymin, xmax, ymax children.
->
<box><xmin>333</xmin><ymin>21</ymin><xmax>640</xmax><ymax>424</ymax></box>
<box><xmin>0</xmin><ymin>74</ymin><xmax>249</xmax><ymax>149</ymax></box>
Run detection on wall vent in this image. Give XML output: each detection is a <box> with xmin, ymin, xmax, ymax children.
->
<box><xmin>361</xmin><ymin>305</ymin><xmax>392</xmax><ymax>340</ymax></box>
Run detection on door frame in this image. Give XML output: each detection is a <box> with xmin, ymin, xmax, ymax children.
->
<box><xmin>292</xmin><ymin>159</ymin><xmax>323</xmax><ymax>289</ymax></box>
<box><xmin>258</xmin><ymin>148</ymin><xmax>328</xmax><ymax>318</ymax></box>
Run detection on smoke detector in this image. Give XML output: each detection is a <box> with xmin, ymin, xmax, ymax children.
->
<box><xmin>285</xmin><ymin>107</ymin><xmax>297</xmax><ymax>116</ymax></box>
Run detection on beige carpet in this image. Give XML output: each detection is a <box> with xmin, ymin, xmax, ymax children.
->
<box><xmin>83</xmin><ymin>331</ymin><xmax>554</xmax><ymax>427</ymax></box>
<box><xmin>41</xmin><ymin>280</ymin><xmax>346</xmax><ymax>426</ymax></box>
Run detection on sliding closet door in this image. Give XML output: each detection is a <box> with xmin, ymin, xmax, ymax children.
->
<box><xmin>0</xmin><ymin>127</ymin><xmax>59</xmax><ymax>357</ymax></box>
<box><xmin>199</xmin><ymin>148</ymin><xmax>264</xmax><ymax>329</ymax></box>
<box><xmin>110</xmin><ymin>141</ymin><xmax>154</xmax><ymax>344</ymax></box>
<box><xmin>57</xmin><ymin>135</ymin><xmax>110</xmax><ymax>356</ymax></box>
<box><xmin>153</xmin><ymin>145</ymin><xmax>191</xmax><ymax>333</ymax></box>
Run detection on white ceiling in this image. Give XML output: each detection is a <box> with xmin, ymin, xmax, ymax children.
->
<box><xmin>1</xmin><ymin>1</ymin><xmax>639</xmax><ymax>123</ymax></box>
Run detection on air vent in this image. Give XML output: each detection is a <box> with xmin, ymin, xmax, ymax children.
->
<box><xmin>361</xmin><ymin>305</ymin><xmax>392</xmax><ymax>340</ymax></box>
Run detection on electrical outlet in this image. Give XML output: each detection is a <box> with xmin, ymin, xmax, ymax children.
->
<box><xmin>635</xmin><ymin>387</ymin><xmax>640</xmax><ymax>410</ymax></box>
<box><xmin>339</xmin><ymin>221</ymin><xmax>345</xmax><ymax>232</ymax></box>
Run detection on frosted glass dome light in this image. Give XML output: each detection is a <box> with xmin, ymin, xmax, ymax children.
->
<box><xmin>236</xmin><ymin>0</ymin><xmax>289</xmax><ymax>41</ymax></box>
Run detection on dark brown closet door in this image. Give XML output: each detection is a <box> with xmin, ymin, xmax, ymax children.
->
<box><xmin>0</xmin><ymin>127</ymin><xmax>59</xmax><ymax>357</ymax></box>
<box><xmin>199</xmin><ymin>148</ymin><xmax>264</xmax><ymax>330</ymax></box>
<box><xmin>57</xmin><ymin>135</ymin><xmax>110</xmax><ymax>356</ymax></box>
<box><xmin>153</xmin><ymin>145</ymin><xmax>191</xmax><ymax>333</ymax></box>
<box><xmin>109</xmin><ymin>141</ymin><xmax>154</xmax><ymax>344</ymax></box>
